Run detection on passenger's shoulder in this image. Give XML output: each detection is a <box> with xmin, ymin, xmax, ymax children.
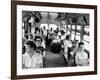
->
<box><xmin>23</xmin><ymin>53</ymin><xmax>28</xmax><ymax>57</ymax></box>
<box><xmin>76</xmin><ymin>52</ymin><xmax>80</xmax><ymax>56</ymax></box>
<box><xmin>35</xmin><ymin>52</ymin><xmax>41</xmax><ymax>56</ymax></box>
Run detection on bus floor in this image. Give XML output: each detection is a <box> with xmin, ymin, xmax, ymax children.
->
<box><xmin>43</xmin><ymin>46</ymin><xmax>68</xmax><ymax>68</ymax></box>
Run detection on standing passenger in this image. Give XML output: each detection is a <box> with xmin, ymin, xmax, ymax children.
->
<box><xmin>63</xmin><ymin>35</ymin><xmax>72</xmax><ymax>62</ymax></box>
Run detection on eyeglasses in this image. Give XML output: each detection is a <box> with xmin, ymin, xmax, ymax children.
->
<box><xmin>36</xmin><ymin>39</ymin><xmax>41</xmax><ymax>42</ymax></box>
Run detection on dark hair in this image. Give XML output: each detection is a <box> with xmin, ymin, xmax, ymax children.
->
<box><xmin>35</xmin><ymin>30</ymin><xmax>39</xmax><ymax>34</ymax></box>
<box><xmin>22</xmin><ymin>46</ymin><xmax>26</xmax><ymax>54</ymax></box>
<box><xmin>25</xmin><ymin>35</ymin><xmax>28</xmax><ymax>39</ymax></box>
<box><xmin>78</xmin><ymin>42</ymin><xmax>84</xmax><ymax>47</ymax></box>
<box><xmin>75</xmin><ymin>40</ymin><xmax>79</xmax><ymax>42</ymax></box>
<box><xmin>43</xmin><ymin>26</ymin><xmax>45</xmax><ymax>30</ymax></box>
<box><xmin>25</xmin><ymin>33</ymin><xmax>33</xmax><ymax>39</ymax></box>
<box><xmin>66</xmin><ymin>35</ymin><xmax>70</xmax><ymax>40</ymax></box>
<box><xmin>60</xmin><ymin>30</ymin><xmax>65</xmax><ymax>35</ymax></box>
<box><xmin>50</xmin><ymin>28</ymin><xmax>53</xmax><ymax>31</ymax></box>
<box><xmin>34</xmin><ymin>36</ymin><xmax>42</xmax><ymax>42</ymax></box>
<box><xmin>25</xmin><ymin>41</ymin><xmax>36</xmax><ymax>50</ymax></box>
<box><xmin>36</xmin><ymin>49</ymin><xmax>41</xmax><ymax>54</ymax></box>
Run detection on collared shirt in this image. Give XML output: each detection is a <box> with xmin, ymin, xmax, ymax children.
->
<box><xmin>22</xmin><ymin>52</ymin><xmax>43</xmax><ymax>68</ymax></box>
<box><xmin>75</xmin><ymin>51</ymin><xmax>89</xmax><ymax>66</ymax></box>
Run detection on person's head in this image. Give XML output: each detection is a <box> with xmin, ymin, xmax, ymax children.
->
<box><xmin>66</xmin><ymin>35</ymin><xmax>70</xmax><ymax>40</ymax></box>
<box><xmin>50</xmin><ymin>28</ymin><xmax>53</xmax><ymax>31</ymax></box>
<box><xmin>54</xmin><ymin>35</ymin><xmax>59</xmax><ymax>40</ymax></box>
<box><xmin>43</xmin><ymin>26</ymin><xmax>45</xmax><ymax>30</ymax></box>
<box><xmin>60</xmin><ymin>30</ymin><xmax>65</xmax><ymax>35</ymax></box>
<box><xmin>25</xmin><ymin>33</ymin><xmax>33</xmax><ymax>40</ymax></box>
<box><xmin>75</xmin><ymin>40</ymin><xmax>79</xmax><ymax>43</ymax></box>
<box><xmin>35</xmin><ymin>36</ymin><xmax>42</xmax><ymax>46</ymax></box>
<box><xmin>56</xmin><ymin>28</ymin><xmax>59</xmax><ymax>30</ymax></box>
<box><xmin>24</xmin><ymin>41</ymin><xmax>36</xmax><ymax>53</ymax></box>
<box><xmin>28</xmin><ymin>34</ymin><xmax>33</xmax><ymax>40</ymax></box>
<box><xmin>35</xmin><ymin>30</ymin><xmax>39</xmax><ymax>34</ymax></box>
<box><xmin>36</xmin><ymin>49</ymin><xmax>42</xmax><ymax>54</ymax></box>
<box><xmin>73</xmin><ymin>40</ymin><xmax>79</xmax><ymax>47</ymax></box>
<box><xmin>78</xmin><ymin>42</ymin><xmax>84</xmax><ymax>51</ymax></box>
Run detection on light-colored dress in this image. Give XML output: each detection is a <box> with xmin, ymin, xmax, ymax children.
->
<box><xmin>63</xmin><ymin>40</ymin><xmax>72</xmax><ymax>61</ymax></box>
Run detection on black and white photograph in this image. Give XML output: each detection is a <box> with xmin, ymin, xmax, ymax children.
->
<box><xmin>11</xmin><ymin>1</ymin><xmax>97</xmax><ymax>79</ymax></box>
<box><xmin>22</xmin><ymin>11</ymin><xmax>90</xmax><ymax>69</ymax></box>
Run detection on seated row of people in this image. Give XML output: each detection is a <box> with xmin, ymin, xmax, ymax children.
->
<box><xmin>62</xmin><ymin>37</ymin><xmax>89</xmax><ymax>66</ymax></box>
<box><xmin>47</xmin><ymin>31</ymin><xmax>89</xmax><ymax>67</ymax></box>
<box><xmin>22</xmin><ymin>26</ymin><xmax>89</xmax><ymax>68</ymax></box>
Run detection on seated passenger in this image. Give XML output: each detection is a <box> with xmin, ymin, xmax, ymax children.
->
<box><xmin>34</xmin><ymin>30</ymin><xmax>41</xmax><ymax>37</ymax></box>
<box><xmin>67</xmin><ymin>46</ymin><xmax>76</xmax><ymax>66</ymax></box>
<box><xmin>35</xmin><ymin>36</ymin><xmax>46</xmax><ymax>58</ymax></box>
<box><xmin>50</xmin><ymin>34</ymin><xmax>62</xmax><ymax>53</ymax></box>
<box><xmin>75</xmin><ymin>42</ymin><xmax>89</xmax><ymax>66</ymax></box>
<box><xmin>52</xmin><ymin>34</ymin><xmax>60</xmax><ymax>43</ymax></box>
<box><xmin>25</xmin><ymin>33</ymin><xmax>33</xmax><ymax>41</ymax></box>
<box><xmin>22</xmin><ymin>41</ymin><xmax>43</xmax><ymax>68</ymax></box>
<box><xmin>73</xmin><ymin>40</ymin><xmax>79</xmax><ymax>54</ymax></box>
<box><xmin>60</xmin><ymin>30</ymin><xmax>66</xmax><ymax>41</ymax></box>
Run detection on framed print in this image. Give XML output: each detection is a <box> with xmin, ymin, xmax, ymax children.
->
<box><xmin>11</xmin><ymin>1</ymin><xmax>97</xmax><ymax>80</ymax></box>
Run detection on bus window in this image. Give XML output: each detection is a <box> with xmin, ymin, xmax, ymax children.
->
<box><xmin>49</xmin><ymin>24</ymin><xmax>57</xmax><ymax>30</ymax></box>
<box><xmin>76</xmin><ymin>34</ymin><xmax>80</xmax><ymax>42</ymax></box>
<box><xmin>40</xmin><ymin>24</ymin><xmax>48</xmax><ymax>30</ymax></box>
<box><xmin>84</xmin><ymin>35</ymin><xmax>90</xmax><ymax>42</ymax></box>
<box><xmin>71</xmin><ymin>32</ymin><xmax>75</xmax><ymax>40</ymax></box>
<box><xmin>77</xmin><ymin>25</ymin><xmax>81</xmax><ymax>30</ymax></box>
<box><xmin>83</xmin><ymin>40</ymin><xmax>90</xmax><ymax>52</ymax></box>
<box><xmin>72</xmin><ymin>25</ymin><xmax>75</xmax><ymax>30</ymax></box>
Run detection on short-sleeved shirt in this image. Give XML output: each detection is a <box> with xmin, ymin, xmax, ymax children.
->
<box><xmin>75</xmin><ymin>51</ymin><xmax>89</xmax><ymax>66</ymax></box>
<box><xmin>22</xmin><ymin>52</ymin><xmax>43</xmax><ymax>68</ymax></box>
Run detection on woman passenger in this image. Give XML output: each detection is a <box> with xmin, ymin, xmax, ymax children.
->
<box><xmin>35</xmin><ymin>36</ymin><xmax>46</xmax><ymax>58</ymax></box>
<box><xmin>63</xmin><ymin>35</ymin><xmax>72</xmax><ymax>62</ymax></box>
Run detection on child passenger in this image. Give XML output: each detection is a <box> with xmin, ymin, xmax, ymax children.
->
<box><xmin>22</xmin><ymin>41</ymin><xmax>43</xmax><ymax>69</ymax></box>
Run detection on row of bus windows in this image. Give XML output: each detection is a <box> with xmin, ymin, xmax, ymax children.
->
<box><xmin>70</xmin><ymin>33</ymin><xmax>90</xmax><ymax>51</ymax></box>
<box><xmin>22</xmin><ymin>23</ymin><xmax>90</xmax><ymax>52</ymax></box>
<box><xmin>67</xmin><ymin>25</ymin><xmax>90</xmax><ymax>52</ymax></box>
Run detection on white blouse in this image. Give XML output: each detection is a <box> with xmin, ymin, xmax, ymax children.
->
<box><xmin>22</xmin><ymin>52</ymin><xmax>43</xmax><ymax>68</ymax></box>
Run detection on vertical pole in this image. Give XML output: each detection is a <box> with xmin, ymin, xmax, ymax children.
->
<box><xmin>75</xmin><ymin>25</ymin><xmax>77</xmax><ymax>40</ymax></box>
<box><xmin>80</xmin><ymin>25</ymin><xmax>84</xmax><ymax>41</ymax></box>
<box><xmin>66</xmin><ymin>24</ymin><xmax>68</xmax><ymax>33</ymax></box>
<box><xmin>70</xmin><ymin>25</ymin><xmax>72</xmax><ymax>39</ymax></box>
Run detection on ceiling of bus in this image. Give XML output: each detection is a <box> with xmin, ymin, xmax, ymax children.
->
<box><xmin>22</xmin><ymin>11</ymin><xmax>89</xmax><ymax>26</ymax></box>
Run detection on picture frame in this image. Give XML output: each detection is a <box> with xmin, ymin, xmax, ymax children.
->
<box><xmin>11</xmin><ymin>0</ymin><xmax>97</xmax><ymax>80</ymax></box>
